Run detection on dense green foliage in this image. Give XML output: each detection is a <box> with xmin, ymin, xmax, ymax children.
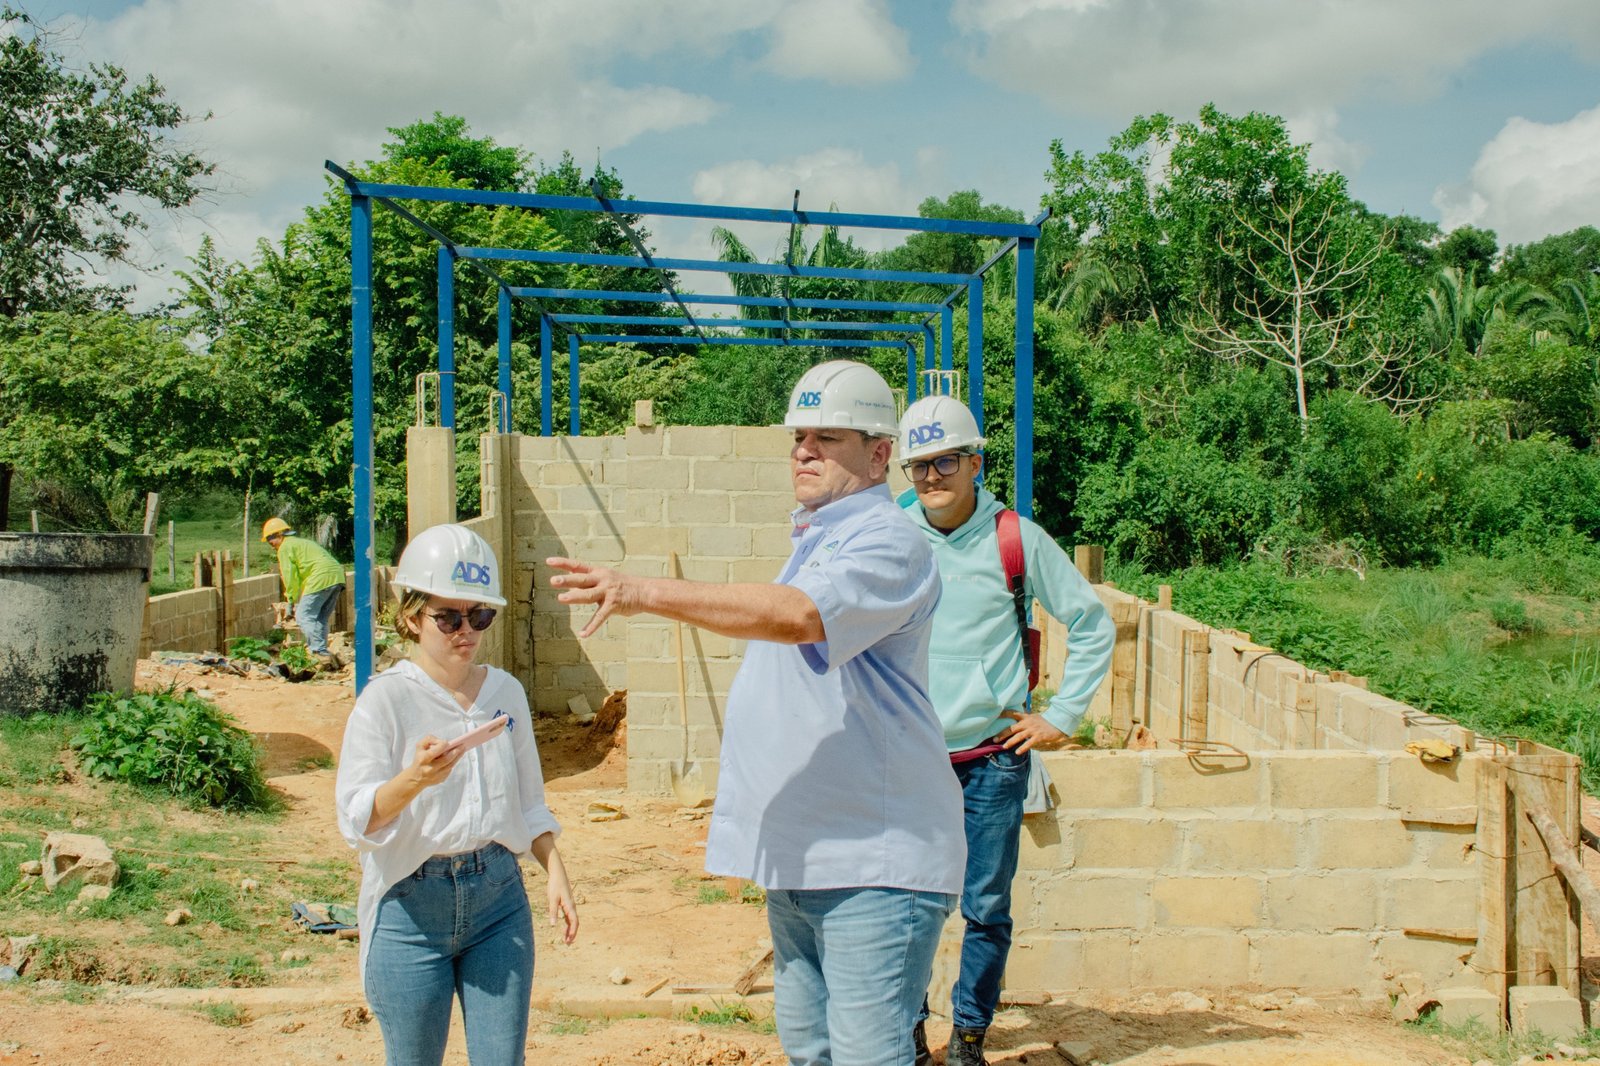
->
<box><xmin>1112</xmin><ymin>549</ymin><xmax>1600</xmax><ymax>791</ymax></box>
<box><xmin>70</xmin><ymin>691</ymin><xmax>271</xmax><ymax>810</ymax></box>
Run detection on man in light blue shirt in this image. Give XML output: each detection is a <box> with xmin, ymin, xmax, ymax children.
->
<box><xmin>550</xmin><ymin>361</ymin><xmax>964</xmax><ymax>1066</ymax></box>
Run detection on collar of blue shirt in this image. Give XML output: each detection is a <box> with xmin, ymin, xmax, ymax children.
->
<box><xmin>790</xmin><ymin>483</ymin><xmax>893</xmax><ymax>532</ymax></box>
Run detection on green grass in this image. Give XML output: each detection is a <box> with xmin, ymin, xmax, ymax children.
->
<box><xmin>195</xmin><ymin>1002</ymin><xmax>250</xmax><ymax>1027</ymax></box>
<box><xmin>1408</xmin><ymin>1013</ymin><xmax>1600</xmax><ymax>1064</ymax></box>
<box><xmin>683</xmin><ymin>1001</ymin><xmax>776</xmax><ymax>1033</ymax></box>
<box><xmin>1108</xmin><ymin>546</ymin><xmax>1600</xmax><ymax>791</ymax></box>
<box><xmin>546</xmin><ymin>1016</ymin><xmax>594</xmax><ymax>1036</ymax></box>
<box><xmin>696</xmin><ymin>884</ymin><xmax>731</xmax><ymax>905</ymax></box>
<box><xmin>0</xmin><ymin>719</ymin><xmax>358</xmax><ymax>991</ymax></box>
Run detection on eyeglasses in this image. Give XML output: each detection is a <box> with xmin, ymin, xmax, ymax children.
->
<box><xmin>427</xmin><ymin>606</ymin><xmax>498</xmax><ymax>633</ymax></box>
<box><xmin>902</xmin><ymin>453</ymin><xmax>970</xmax><ymax>482</ymax></box>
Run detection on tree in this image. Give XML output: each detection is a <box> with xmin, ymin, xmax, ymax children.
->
<box><xmin>1185</xmin><ymin>190</ymin><xmax>1395</xmax><ymax>425</ymax></box>
<box><xmin>1437</xmin><ymin>225</ymin><xmax>1498</xmax><ymax>279</ymax></box>
<box><xmin>0</xmin><ymin>8</ymin><xmax>213</xmax><ymax>317</ymax></box>
<box><xmin>1500</xmin><ymin>226</ymin><xmax>1600</xmax><ymax>291</ymax></box>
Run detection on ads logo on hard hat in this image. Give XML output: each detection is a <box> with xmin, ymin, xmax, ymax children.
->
<box><xmin>394</xmin><ymin>523</ymin><xmax>508</xmax><ymax>606</ymax></box>
<box><xmin>898</xmin><ymin>394</ymin><xmax>985</xmax><ymax>461</ymax></box>
<box><xmin>451</xmin><ymin>560</ymin><xmax>493</xmax><ymax>588</ymax></box>
<box><xmin>796</xmin><ymin>391</ymin><xmax>823</xmax><ymax>408</ymax></box>
<box><xmin>907</xmin><ymin>421</ymin><xmax>946</xmax><ymax>448</ymax></box>
<box><xmin>783</xmin><ymin>360</ymin><xmax>899</xmax><ymax>438</ymax></box>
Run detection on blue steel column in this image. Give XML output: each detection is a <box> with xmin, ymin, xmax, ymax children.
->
<box><xmin>437</xmin><ymin>246</ymin><xmax>455</xmax><ymax>428</ymax></box>
<box><xmin>497</xmin><ymin>288</ymin><xmax>512</xmax><ymax>430</ymax></box>
<box><xmin>539</xmin><ymin>314</ymin><xmax>553</xmax><ymax>437</ymax></box>
<box><xmin>568</xmin><ymin>334</ymin><xmax>581</xmax><ymax>435</ymax></box>
<box><xmin>968</xmin><ymin>278</ymin><xmax>984</xmax><ymax>432</ymax></box>
<box><xmin>1014</xmin><ymin>238</ymin><xmax>1036</xmax><ymax>519</ymax></box>
<box><xmin>923</xmin><ymin>327</ymin><xmax>935</xmax><ymax>373</ymax></box>
<box><xmin>352</xmin><ymin>195</ymin><xmax>375</xmax><ymax>693</ymax></box>
<box><xmin>941</xmin><ymin>305</ymin><xmax>954</xmax><ymax>375</ymax></box>
<box><xmin>905</xmin><ymin>344</ymin><xmax>917</xmax><ymax>400</ymax></box>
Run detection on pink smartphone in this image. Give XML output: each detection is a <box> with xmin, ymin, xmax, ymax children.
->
<box><xmin>439</xmin><ymin>716</ymin><xmax>508</xmax><ymax>757</ymax></box>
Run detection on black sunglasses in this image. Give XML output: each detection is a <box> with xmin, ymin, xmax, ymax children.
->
<box><xmin>427</xmin><ymin>606</ymin><xmax>498</xmax><ymax>633</ymax></box>
<box><xmin>902</xmin><ymin>452</ymin><xmax>970</xmax><ymax>482</ymax></box>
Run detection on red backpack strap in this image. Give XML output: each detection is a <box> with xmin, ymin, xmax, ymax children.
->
<box><xmin>995</xmin><ymin>510</ymin><xmax>1040</xmax><ymax>690</ymax></box>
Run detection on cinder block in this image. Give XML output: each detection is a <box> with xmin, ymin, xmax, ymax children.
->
<box><xmin>627</xmin><ymin>757</ymin><xmax>669</xmax><ymax>794</ymax></box>
<box><xmin>666</xmin><ymin>494</ymin><xmax>731</xmax><ymax>526</ymax></box>
<box><xmin>693</xmin><ymin>462</ymin><xmax>755</xmax><ymax>491</ymax></box>
<box><xmin>1251</xmin><ymin>932</ymin><xmax>1372</xmax><ymax>990</ymax></box>
<box><xmin>1045</xmin><ymin>751</ymin><xmax>1143</xmax><ymax>809</ymax></box>
<box><xmin>1509</xmin><ymin>986</ymin><xmax>1583</xmax><ymax>1039</ymax></box>
<box><xmin>665</xmin><ymin>425</ymin><xmax>733</xmax><ymax>455</ymax></box>
<box><xmin>733</xmin><ymin>493</ymin><xmax>797</xmax><ymax>525</ymax></box>
<box><xmin>1269</xmin><ymin>753</ymin><xmax>1380</xmax><ymax>808</ymax></box>
<box><xmin>628</xmin><ymin>458</ymin><xmax>690</xmax><ymax>490</ymax></box>
<box><xmin>1132</xmin><ymin>932</ymin><xmax>1248</xmax><ymax>989</ymax></box>
<box><xmin>690</xmin><ymin>526</ymin><xmax>752</xmax><ymax>559</ymax></box>
<box><xmin>1385</xmin><ymin>755</ymin><xmax>1478</xmax><ymax>810</ymax></box>
<box><xmin>1152</xmin><ymin>755</ymin><xmax>1262</xmax><ymax>809</ymax></box>
<box><xmin>1382</xmin><ymin>875</ymin><xmax>1480</xmax><ymax>929</ymax></box>
<box><xmin>733</xmin><ymin>425</ymin><xmax>787</xmax><ymax>456</ymax></box>
<box><xmin>1001</xmin><ymin>934</ymin><xmax>1083</xmax><ymax>990</ymax></box>
<box><xmin>1420</xmin><ymin>826</ymin><xmax>1478</xmax><ymax>872</ymax></box>
<box><xmin>625</xmin><ymin>489</ymin><xmax>665</xmax><ymax>525</ymax></box>
<box><xmin>753</xmin><ymin>526</ymin><xmax>797</xmax><ymax>559</ymax></box>
<box><xmin>1373</xmin><ymin>933</ymin><xmax>1474</xmax><ymax>989</ymax></box>
<box><xmin>1036</xmin><ymin>875</ymin><xmax>1144</xmax><ymax>930</ymax></box>
<box><xmin>730</xmin><ymin>558</ymin><xmax>782</xmax><ymax>584</ymax></box>
<box><xmin>1433</xmin><ymin>987</ymin><xmax>1500</xmax><ymax>1029</ymax></box>
<box><xmin>1313</xmin><ymin>817</ymin><xmax>1415</xmax><ymax>869</ymax></box>
<box><xmin>1079</xmin><ymin>934</ymin><xmax>1133</xmax><ymax>990</ymax></box>
<box><xmin>1152</xmin><ymin>876</ymin><xmax>1262</xmax><ymax>927</ymax></box>
<box><xmin>1071</xmin><ymin>817</ymin><xmax>1179</xmax><ymax>869</ymax></box>
<box><xmin>753</xmin><ymin>461</ymin><xmax>793</xmax><ymax>493</ymax></box>
<box><xmin>1186</xmin><ymin>819</ymin><xmax>1299</xmax><ymax>871</ymax></box>
<box><xmin>1263</xmin><ymin>874</ymin><xmax>1378</xmax><ymax>930</ymax></box>
<box><xmin>624</xmin><ymin>426</ymin><xmax>662</xmax><ymax>456</ymax></box>
<box><xmin>679</xmin><ymin>558</ymin><xmax>730</xmax><ymax>584</ymax></box>
<box><xmin>1016</xmin><ymin>815</ymin><xmax>1066</xmax><ymax>871</ymax></box>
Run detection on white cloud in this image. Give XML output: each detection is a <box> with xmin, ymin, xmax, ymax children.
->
<box><xmin>950</xmin><ymin>0</ymin><xmax>1600</xmax><ymax>119</ymax></box>
<box><xmin>691</xmin><ymin>147</ymin><xmax>923</xmax><ymax>255</ymax></box>
<box><xmin>1433</xmin><ymin>103</ymin><xmax>1600</xmax><ymax>245</ymax></box>
<box><xmin>762</xmin><ymin>0</ymin><xmax>913</xmax><ymax>85</ymax></box>
<box><xmin>1285</xmin><ymin>109</ymin><xmax>1369</xmax><ymax>177</ymax></box>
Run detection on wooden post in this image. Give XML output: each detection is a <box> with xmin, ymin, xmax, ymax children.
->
<box><xmin>1476</xmin><ymin>760</ymin><xmax>1511</xmax><ymax>1021</ymax></box>
<box><xmin>1157</xmin><ymin>584</ymin><xmax>1173</xmax><ymax>611</ymax></box>
<box><xmin>1073</xmin><ymin>544</ymin><xmax>1104</xmax><ymax>585</ymax></box>
<box><xmin>1108</xmin><ymin>598</ymin><xmax>1141</xmax><ymax>737</ymax></box>
<box><xmin>1181</xmin><ymin>628</ymin><xmax>1210</xmax><ymax>742</ymax></box>
<box><xmin>142</xmin><ymin>492</ymin><xmax>159</xmax><ymax>536</ymax></box>
<box><xmin>30</xmin><ymin>510</ymin><xmax>39</xmax><ymax>532</ymax></box>
<box><xmin>1502</xmin><ymin>747</ymin><xmax>1582</xmax><ymax>995</ymax></box>
<box><xmin>219</xmin><ymin>550</ymin><xmax>236</xmax><ymax>650</ymax></box>
<box><xmin>194</xmin><ymin>551</ymin><xmax>209</xmax><ymax>589</ymax></box>
<box><xmin>167</xmin><ymin>521</ymin><xmax>175</xmax><ymax>583</ymax></box>
<box><xmin>242</xmin><ymin>492</ymin><xmax>251</xmax><ymax>576</ymax></box>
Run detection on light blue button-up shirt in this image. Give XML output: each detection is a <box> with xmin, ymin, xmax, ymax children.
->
<box><xmin>705</xmin><ymin>484</ymin><xmax>966</xmax><ymax>893</ymax></box>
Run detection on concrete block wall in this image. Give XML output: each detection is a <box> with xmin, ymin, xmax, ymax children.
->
<box><xmin>140</xmin><ymin>586</ymin><xmax>221</xmax><ymax>655</ymax></box>
<box><xmin>508</xmin><ymin>432</ymin><xmax>630</xmax><ymax>719</ymax></box>
<box><xmin>614</xmin><ymin>425</ymin><xmax>794</xmax><ymax>794</ymax></box>
<box><xmin>988</xmin><ymin>749</ymin><xmax>1484</xmax><ymax>997</ymax></box>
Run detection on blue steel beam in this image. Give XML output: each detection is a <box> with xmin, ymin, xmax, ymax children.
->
<box><xmin>576</xmin><ymin>335</ymin><xmax>911</xmax><ymax>350</ymax></box>
<box><xmin>941</xmin><ymin>306</ymin><xmax>954</xmax><ymax>374</ymax></box>
<box><xmin>324</xmin><ymin>163</ymin><xmax>1041</xmax><ymax>239</ymax></box>
<box><xmin>351</xmin><ymin>195</ymin><xmax>375</xmax><ymax>693</ymax></box>
<box><xmin>923</xmin><ymin>209</ymin><xmax>1053</xmax><ymax>327</ymax></box>
<box><xmin>968</xmin><ymin>278</ymin><xmax>984</xmax><ymax>433</ymax></box>
<box><xmin>464</xmin><ymin>247</ymin><xmax>971</xmax><ymax>286</ymax></box>
<box><xmin>540</xmin><ymin>315</ymin><xmax>553</xmax><ymax>437</ymax></box>
<box><xmin>1015</xmin><ymin>238</ymin><xmax>1036</xmax><ymax>519</ymax></box>
<box><xmin>589</xmin><ymin>177</ymin><xmax>707</xmax><ymax>343</ymax></box>
<box><xmin>568</xmin><ymin>334</ymin><xmax>580</xmax><ymax>435</ymax></box>
<box><xmin>497</xmin><ymin>288</ymin><xmax>512</xmax><ymax>420</ymax></box>
<box><xmin>512</xmin><ymin>288</ymin><xmax>943</xmax><ymax>314</ymax></box>
<box><xmin>437</xmin><ymin>246</ymin><xmax>455</xmax><ymax>427</ymax></box>
<box><xmin>551</xmin><ymin>314</ymin><xmax>924</xmax><ymax>333</ymax></box>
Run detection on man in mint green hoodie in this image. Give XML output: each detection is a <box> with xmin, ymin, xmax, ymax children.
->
<box><xmin>898</xmin><ymin>391</ymin><xmax>1115</xmax><ymax>1066</ymax></box>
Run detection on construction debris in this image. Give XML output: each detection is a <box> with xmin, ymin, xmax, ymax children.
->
<box><xmin>41</xmin><ymin>832</ymin><xmax>119</xmax><ymax>893</ymax></box>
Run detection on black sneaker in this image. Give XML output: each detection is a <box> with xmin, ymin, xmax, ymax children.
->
<box><xmin>947</xmin><ymin>1026</ymin><xmax>988</xmax><ymax>1066</ymax></box>
<box><xmin>913</xmin><ymin>1019</ymin><xmax>934</xmax><ymax>1066</ymax></box>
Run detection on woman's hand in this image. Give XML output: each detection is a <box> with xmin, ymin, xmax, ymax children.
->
<box><xmin>531</xmin><ymin>834</ymin><xmax>579</xmax><ymax>944</ymax></box>
<box><xmin>407</xmin><ymin>736</ymin><xmax>462</xmax><ymax>789</ymax></box>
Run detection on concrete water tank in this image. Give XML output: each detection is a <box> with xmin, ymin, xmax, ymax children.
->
<box><xmin>0</xmin><ymin>533</ymin><xmax>153</xmax><ymax>716</ymax></box>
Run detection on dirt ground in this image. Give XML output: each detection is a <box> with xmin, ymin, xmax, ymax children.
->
<box><xmin>0</xmin><ymin>660</ymin><xmax>1583</xmax><ymax>1065</ymax></box>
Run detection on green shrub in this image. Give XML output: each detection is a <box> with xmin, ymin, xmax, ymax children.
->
<box><xmin>70</xmin><ymin>691</ymin><xmax>272</xmax><ymax>810</ymax></box>
<box><xmin>1487</xmin><ymin>597</ymin><xmax>1534</xmax><ymax>634</ymax></box>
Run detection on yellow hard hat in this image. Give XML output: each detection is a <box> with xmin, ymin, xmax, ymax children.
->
<box><xmin>261</xmin><ymin>517</ymin><xmax>291</xmax><ymax>542</ymax></box>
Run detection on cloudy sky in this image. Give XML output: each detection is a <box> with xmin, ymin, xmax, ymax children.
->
<box><xmin>21</xmin><ymin>0</ymin><xmax>1600</xmax><ymax>307</ymax></box>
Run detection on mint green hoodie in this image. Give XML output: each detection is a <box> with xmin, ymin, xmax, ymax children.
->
<box><xmin>900</xmin><ymin>486</ymin><xmax>1115</xmax><ymax>751</ymax></box>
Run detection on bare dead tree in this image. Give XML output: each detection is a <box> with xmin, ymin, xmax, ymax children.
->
<box><xmin>1185</xmin><ymin>193</ymin><xmax>1390</xmax><ymax>428</ymax></box>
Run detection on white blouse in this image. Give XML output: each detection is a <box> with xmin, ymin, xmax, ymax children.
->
<box><xmin>334</xmin><ymin>659</ymin><xmax>561</xmax><ymax>979</ymax></box>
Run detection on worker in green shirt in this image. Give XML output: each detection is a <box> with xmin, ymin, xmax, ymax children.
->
<box><xmin>261</xmin><ymin>517</ymin><xmax>346</xmax><ymax>658</ymax></box>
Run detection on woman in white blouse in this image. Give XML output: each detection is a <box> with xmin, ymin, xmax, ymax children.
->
<box><xmin>336</xmin><ymin>524</ymin><xmax>577</xmax><ymax>1065</ymax></box>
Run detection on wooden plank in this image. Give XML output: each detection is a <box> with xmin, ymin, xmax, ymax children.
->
<box><xmin>1181</xmin><ymin>628</ymin><xmax>1209</xmax><ymax>743</ymax></box>
<box><xmin>732</xmin><ymin>947</ymin><xmax>773</xmax><ymax>996</ymax></box>
<box><xmin>1518</xmin><ymin>797</ymin><xmax>1600</xmax><ymax>953</ymax></box>
<box><xmin>1402</xmin><ymin>927</ymin><xmax>1479</xmax><ymax>943</ymax></box>
<box><xmin>1108</xmin><ymin>599</ymin><xmax>1140</xmax><ymax>737</ymax></box>
<box><xmin>1073</xmin><ymin>544</ymin><xmax>1104</xmax><ymax>584</ymax></box>
<box><xmin>1399</xmin><ymin>806</ymin><xmax>1478</xmax><ymax>827</ymax></box>
<box><xmin>1476</xmin><ymin>759</ymin><xmax>1511</xmax><ymax>1019</ymax></box>
<box><xmin>1505</xmin><ymin>753</ymin><xmax>1582</xmax><ymax>995</ymax></box>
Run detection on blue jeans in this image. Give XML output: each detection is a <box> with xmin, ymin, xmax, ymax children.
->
<box><xmin>767</xmin><ymin>886</ymin><xmax>957</xmax><ymax>1066</ymax></box>
<box><xmin>922</xmin><ymin>746</ymin><xmax>1029</xmax><ymax>1031</ymax></box>
<box><xmin>364</xmin><ymin>843</ymin><xmax>533</xmax><ymax>1066</ymax></box>
<box><xmin>295</xmin><ymin>583</ymin><xmax>343</xmax><ymax>655</ymax></box>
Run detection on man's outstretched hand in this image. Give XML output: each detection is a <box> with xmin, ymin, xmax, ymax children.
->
<box><xmin>547</xmin><ymin>557</ymin><xmax>643</xmax><ymax>638</ymax></box>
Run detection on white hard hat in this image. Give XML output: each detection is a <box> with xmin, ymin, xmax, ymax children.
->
<box><xmin>783</xmin><ymin>360</ymin><xmax>899</xmax><ymax>438</ymax></box>
<box><xmin>898</xmin><ymin>394</ymin><xmax>986</xmax><ymax>461</ymax></box>
<box><xmin>393</xmin><ymin>524</ymin><xmax>507</xmax><ymax>606</ymax></box>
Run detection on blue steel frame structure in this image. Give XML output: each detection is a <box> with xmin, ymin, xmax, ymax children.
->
<box><xmin>329</xmin><ymin>162</ymin><xmax>1043</xmax><ymax>691</ymax></box>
